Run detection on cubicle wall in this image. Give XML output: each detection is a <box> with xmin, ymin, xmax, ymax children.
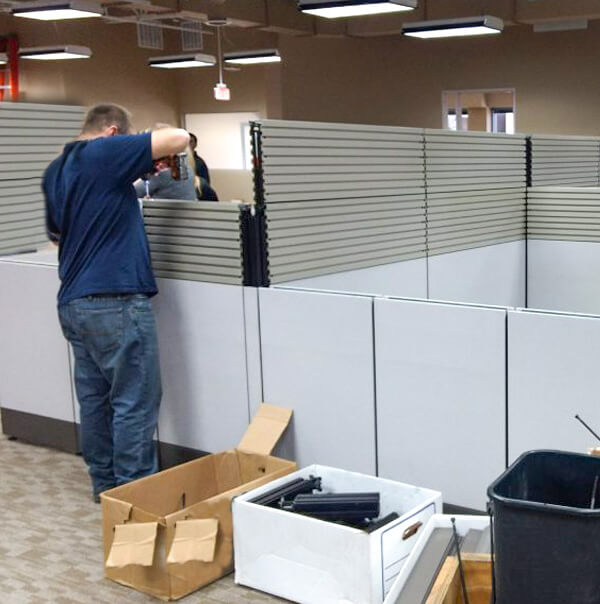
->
<box><xmin>254</xmin><ymin>120</ymin><xmax>527</xmax><ymax>307</ymax></box>
<box><xmin>528</xmin><ymin>135</ymin><xmax>600</xmax><ymax>187</ymax></box>
<box><xmin>527</xmin><ymin>187</ymin><xmax>600</xmax><ymax>313</ymax></box>
<box><xmin>256</xmin><ymin>120</ymin><xmax>427</xmax><ymax>285</ymax></box>
<box><xmin>0</xmin><ymin>102</ymin><xmax>84</xmax><ymax>255</ymax></box>
<box><xmin>425</xmin><ymin>129</ymin><xmax>526</xmax><ymax>306</ymax></box>
<box><xmin>143</xmin><ymin>199</ymin><xmax>246</xmax><ymax>285</ymax></box>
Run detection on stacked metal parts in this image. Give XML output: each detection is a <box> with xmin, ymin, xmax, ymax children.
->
<box><xmin>142</xmin><ymin>199</ymin><xmax>247</xmax><ymax>284</ymax></box>
<box><xmin>249</xmin><ymin>474</ymin><xmax>392</xmax><ymax>529</ymax></box>
<box><xmin>424</xmin><ymin>129</ymin><xmax>527</xmax><ymax>256</ymax></box>
<box><xmin>392</xmin><ymin>524</ymin><xmax>491</xmax><ymax>604</ymax></box>
<box><xmin>528</xmin><ymin>135</ymin><xmax>600</xmax><ymax>186</ymax></box>
<box><xmin>0</xmin><ymin>102</ymin><xmax>84</xmax><ymax>255</ymax></box>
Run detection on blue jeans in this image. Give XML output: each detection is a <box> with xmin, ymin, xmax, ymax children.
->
<box><xmin>58</xmin><ymin>294</ymin><xmax>162</xmax><ymax>496</ymax></box>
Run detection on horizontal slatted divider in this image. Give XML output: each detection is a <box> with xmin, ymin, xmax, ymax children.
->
<box><xmin>0</xmin><ymin>102</ymin><xmax>84</xmax><ymax>255</ymax></box>
<box><xmin>529</xmin><ymin>135</ymin><xmax>600</xmax><ymax>187</ymax></box>
<box><xmin>527</xmin><ymin>186</ymin><xmax>600</xmax><ymax>242</ymax></box>
<box><xmin>258</xmin><ymin>119</ymin><xmax>426</xmax><ymax>283</ymax></box>
<box><xmin>143</xmin><ymin>199</ymin><xmax>244</xmax><ymax>285</ymax></box>
<box><xmin>424</xmin><ymin>129</ymin><xmax>527</xmax><ymax>256</ymax></box>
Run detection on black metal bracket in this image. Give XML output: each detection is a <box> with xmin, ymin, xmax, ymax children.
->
<box><xmin>241</xmin><ymin>204</ymin><xmax>270</xmax><ymax>287</ymax></box>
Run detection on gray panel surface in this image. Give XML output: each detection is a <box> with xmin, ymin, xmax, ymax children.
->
<box><xmin>375</xmin><ymin>298</ymin><xmax>506</xmax><ymax>510</ymax></box>
<box><xmin>259</xmin><ymin>287</ymin><xmax>376</xmax><ymax>474</ymax></box>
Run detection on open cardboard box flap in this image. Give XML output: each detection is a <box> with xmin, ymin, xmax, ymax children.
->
<box><xmin>106</xmin><ymin>522</ymin><xmax>158</xmax><ymax>569</ymax></box>
<box><xmin>167</xmin><ymin>518</ymin><xmax>219</xmax><ymax>565</ymax></box>
<box><xmin>237</xmin><ymin>403</ymin><xmax>293</xmax><ymax>456</ymax></box>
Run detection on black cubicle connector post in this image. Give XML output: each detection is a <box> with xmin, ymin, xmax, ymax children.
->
<box><xmin>525</xmin><ymin>136</ymin><xmax>532</xmax><ymax>188</ymax></box>
<box><xmin>241</xmin><ymin>205</ymin><xmax>269</xmax><ymax>287</ymax></box>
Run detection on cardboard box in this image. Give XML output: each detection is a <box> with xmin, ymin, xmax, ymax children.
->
<box><xmin>101</xmin><ymin>403</ymin><xmax>296</xmax><ymax>601</ymax></box>
<box><xmin>233</xmin><ymin>464</ymin><xmax>442</xmax><ymax>604</ymax></box>
<box><xmin>383</xmin><ymin>514</ymin><xmax>491</xmax><ymax>603</ymax></box>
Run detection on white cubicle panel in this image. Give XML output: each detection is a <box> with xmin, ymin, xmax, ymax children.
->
<box><xmin>508</xmin><ymin>310</ymin><xmax>600</xmax><ymax>462</ymax></box>
<box><xmin>428</xmin><ymin>240</ymin><xmax>526</xmax><ymax>307</ymax></box>
<box><xmin>153</xmin><ymin>278</ymin><xmax>251</xmax><ymax>453</ymax></box>
<box><xmin>0</xmin><ymin>256</ymin><xmax>75</xmax><ymax>423</ymax></box>
<box><xmin>375</xmin><ymin>298</ymin><xmax>507</xmax><ymax>510</ymax></box>
<box><xmin>258</xmin><ymin>287</ymin><xmax>377</xmax><ymax>474</ymax></box>
<box><xmin>527</xmin><ymin>240</ymin><xmax>600</xmax><ymax>314</ymax></box>
<box><xmin>280</xmin><ymin>258</ymin><xmax>428</xmax><ymax>299</ymax></box>
<box><xmin>243</xmin><ymin>287</ymin><xmax>264</xmax><ymax>408</ymax></box>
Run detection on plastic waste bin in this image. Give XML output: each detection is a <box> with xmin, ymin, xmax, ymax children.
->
<box><xmin>488</xmin><ymin>450</ymin><xmax>600</xmax><ymax>604</ymax></box>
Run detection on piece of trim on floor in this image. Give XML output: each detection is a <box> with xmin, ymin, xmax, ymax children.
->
<box><xmin>443</xmin><ymin>503</ymin><xmax>487</xmax><ymax>516</ymax></box>
<box><xmin>1</xmin><ymin>407</ymin><xmax>79</xmax><ymax>453</ymax></box>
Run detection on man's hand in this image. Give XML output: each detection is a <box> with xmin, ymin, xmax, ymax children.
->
<box><xmin>151</xmin><ymin>129</ymin><xmax>190</xmax><ymax>160</ymax></box>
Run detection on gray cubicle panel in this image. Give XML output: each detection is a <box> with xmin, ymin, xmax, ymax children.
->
<box><xmin>257</xmin><ymin>286</ymin><xmax>377</xmax><ymax>474</ymax></box>
<box><xmin>256</xmin><ymin>120</ymin><xmax>427</xmax><ymax>284</ymax></box>
<box><xmin>375</xmin><ymin>297</ymin><xmax>507</xmax><ymax>511</ymax></box>
<box><xmin>143</xmin><ymin>199</ymin><xmax>245</xmax><ymax>285</ymax></box>
<box><xmin>508</xmin><ymin>309</ymin><xmax>600</xmax><ymax>462</ymax></box>
<box><xmin>527</xmin><ymin>187</ymin><xmax>600</xmax><ymax>313</ymax></box>
<box><xmin>0</xmin><ymin>252</ymin><xmax>78</xmax><ymax>452</ymax></box>
<box><xmin>529</xmin><ymin>135</ymin><xmax>600</xmax><ymax>186</ymax></box>
<box><xmin>152</xmin><ymin>278</ymin><xmax>254</xmax><ymax>454</ymax></box>
<box><xmin>0</xmin><ymin>102</ymin><xmax>84</xmax><ymax>255</ymax></box>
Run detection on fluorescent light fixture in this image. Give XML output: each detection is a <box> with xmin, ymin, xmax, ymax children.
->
<box><xmin>298</xmin><ymin>0</ymin><xmax>416</xmax><ymax>19</ymax></box>
<box><xmin>224</xmin><ymin>49</ymin><xmax>281</xmax><ymax>65</ymax></box>
<box><xmin>403</xmin><ymin>16</ymin><xmax>504</xmax><ymax>39</ymax></box>
<box><xmin>0</xmin><ymin>53</ymin><xmax>6</xmax><ymax>66</ymax></box>
<box><xmin>148</xmin><ymin>53</ymin><xmax>216</xmax><ymax>69</ymax></box>
<box><xmin>19</xmin><ymin>45</ymin><xmax>92</xmax><ymax>60</ymax></box>
<box><xmin>12</xmin><ymin>0</ymin><xmax>102</xmax><ymax>20</ymax></box>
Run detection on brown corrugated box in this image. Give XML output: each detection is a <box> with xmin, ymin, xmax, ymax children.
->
<box><xmin>101</xmin><ymin>403</ymin><xmax>295</xmax><ymax>601</ymax></box>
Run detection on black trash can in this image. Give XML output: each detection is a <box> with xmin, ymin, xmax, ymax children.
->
<box><xmin>488</xmin><ymin>450</ymin><xmax>600</xmax><ymax>604</ymax></box>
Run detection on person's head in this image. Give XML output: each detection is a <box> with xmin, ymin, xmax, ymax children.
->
<box><xmin>81</xmin><ymin>104</ymin><xmax>132</xmax><ymax>138</ymax></box>
<box><xmin>188</xmin><ymin>132</ymin><xmax>198</xmax><ymax>151</ymax></box>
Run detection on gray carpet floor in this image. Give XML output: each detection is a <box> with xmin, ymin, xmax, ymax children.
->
<box><xmin>0</xmin><ymin>429</ymin><xmax>289</xmax><ymax>604</ymax></box>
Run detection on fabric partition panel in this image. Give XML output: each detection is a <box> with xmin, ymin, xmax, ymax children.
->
<box><xmin>528</xmin><ymin>135</ymin><xmax>600</xmax><ymax>186</ymax></box>
<box><xmin>527</xmin><ymin>187</ymin><xmax>600</xmax><ymax>313</ymax></box>
<box><xmin>143</xmin><ymin>199</ymin><xmax>245</xmax><ymax>285</ymax></box>
<box><xmin>153</xmin><ymin>278</ymin><xmax>252</xmax><ymax>453</ymax></box>
<box><xmin>375</xmin><ymin>297</ymin><xmax>507</xmax><ymax>511</ymax></box>
<box><xmin>279</xmin><ymin>258</ymin><xmax>428</xmax><ymax>298</ymax></box>
<box><xmin>427</xmin><ymin>241</ymin><xmax>525</xmax><ymax>306</ymax></box>
<box><xmin>257</xmin><ymin>286</ymin><xmax>377</xmax><ymax>475</ymax></box>
<box><xmin>0</xmin><ymin>252</ymin><xmax>76</xmax><ymax>428</ymax></box>
<box><xmin>255</xmin><ymin>120</ymin><xmax>427</xmax><ymax>284</ymax></box>
<box><xmin>424</xmin><ymin>129</ymin><xmax>526</xmax><ymax>255</ymax></box>
<box><xmin>508</xmin><ymin>309</ymin><xmax>600</xmax><ymax>462</ymax></box>
<box><xmin>0</xmin><ymin>102</ymin><xmax>84</xmax><ymax>255</ymax></box>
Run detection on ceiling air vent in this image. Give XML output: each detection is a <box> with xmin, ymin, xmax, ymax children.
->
<box><xmin>137</xmin><ymin>22</ymin><xmax>164</xmax><ymax>50</ymax></box>
<box><xmin>181</xmin><ymin>20</ymin><xmax>203</xmax><ymax>51</ymax></box>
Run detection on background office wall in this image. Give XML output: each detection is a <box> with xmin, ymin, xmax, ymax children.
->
<box><xmin>7</xmin><ymin>17</ymin><xmax>600</xmax><ymax>136</ymax></box>
<box><xmin>278</xmin><ymin>23</ymin><xmax>600</xmax><ymax>135</ymax></box>
<box><xmin>0</xmin><ymin>16</ymin><xmax>181</xmax><ymax>129</ymax></box>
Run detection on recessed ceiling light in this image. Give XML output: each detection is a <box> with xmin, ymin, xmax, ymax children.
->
<box><xmin>12</xmin><ymin>1</ymin><xmax>102</xmax><ymax>20</ymax></box>
<box><xmin>0</xmin><ymin>53</ymin><xmax>7</xmax><ymax>66</ymax></box>
<box><xmin>19</xmin><ymin>45</ymin><xmax>92</xmax><ymax>60</ymax></box>
<box><xmin>298</xmin><ymin>0</ymin><xmax>416</xmax><ymax>19</ymax></box>
<box><xmin>148</xmin><ymin>53</ymin><xmax>216</xmax><ymax>69</ymax></box>
<box><xmin>403</xmin><ymin>16</ymin><xmax>504</xmax><ymax>39</ymax></box>
<box><xmin>224</xmin><ymin>49</ymin><xmax>281</xmax><ymax>65</ymax></box>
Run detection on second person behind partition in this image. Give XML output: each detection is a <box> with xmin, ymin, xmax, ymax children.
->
<box><xmin>135</xmin><ymin>123</ymin><xmax>197</xmax><ymax>201</ymax></box>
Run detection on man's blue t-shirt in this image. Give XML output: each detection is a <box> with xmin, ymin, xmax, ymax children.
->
<box><xmin>43</xmin><ymin>133</ymin><xmax>158</xmax><ymax>305</ymax></box>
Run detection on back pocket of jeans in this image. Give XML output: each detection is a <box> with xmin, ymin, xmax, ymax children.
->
<box><xmin>76</xmin><ymin>307</ymin><xmax>124</xmax><ymax>352</ymax></box>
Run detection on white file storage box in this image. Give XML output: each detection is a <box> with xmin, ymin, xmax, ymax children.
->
<box><xmin>233</xmin><ymin>465</ymin><xmax>442</xmax><ymax>604</ymax></box>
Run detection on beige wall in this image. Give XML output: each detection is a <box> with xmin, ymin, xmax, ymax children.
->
<box><xmin>3</xmin><ymin>14</ymin><xmax>600</xmax><ymax>136</ymax></box>
<box><xmin>0</xmin><ymin>16</ymin><xmax>181</xmax><ymax>130</ymax></box>
<box><xmin>278</xmin><ymin>21</ymin><xmax>600</xmax><ymax>135</ymax></box>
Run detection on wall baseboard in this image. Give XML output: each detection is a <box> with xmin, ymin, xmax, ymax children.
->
<box><xmin>1</xmin><ymin>407</ymin><xmax>79</xmax><ymax>454</ymax></box>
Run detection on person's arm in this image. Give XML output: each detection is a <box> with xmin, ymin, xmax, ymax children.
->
<box><xmin>151</xmin><ymin>129</ymin><xmax>189</xmax><ymax>159</ymax></box>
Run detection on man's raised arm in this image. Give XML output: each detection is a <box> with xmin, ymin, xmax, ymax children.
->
<box><xmin>151</xmin><ymin>128</ymin><xmax>190</xmax><ymax>159</ymax></box>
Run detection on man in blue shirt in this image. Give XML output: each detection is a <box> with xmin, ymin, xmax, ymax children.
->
<box><xmin>43</xmin><ymin>104</ymin><xmax>189</xmax><ymax>502</ymax></box>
